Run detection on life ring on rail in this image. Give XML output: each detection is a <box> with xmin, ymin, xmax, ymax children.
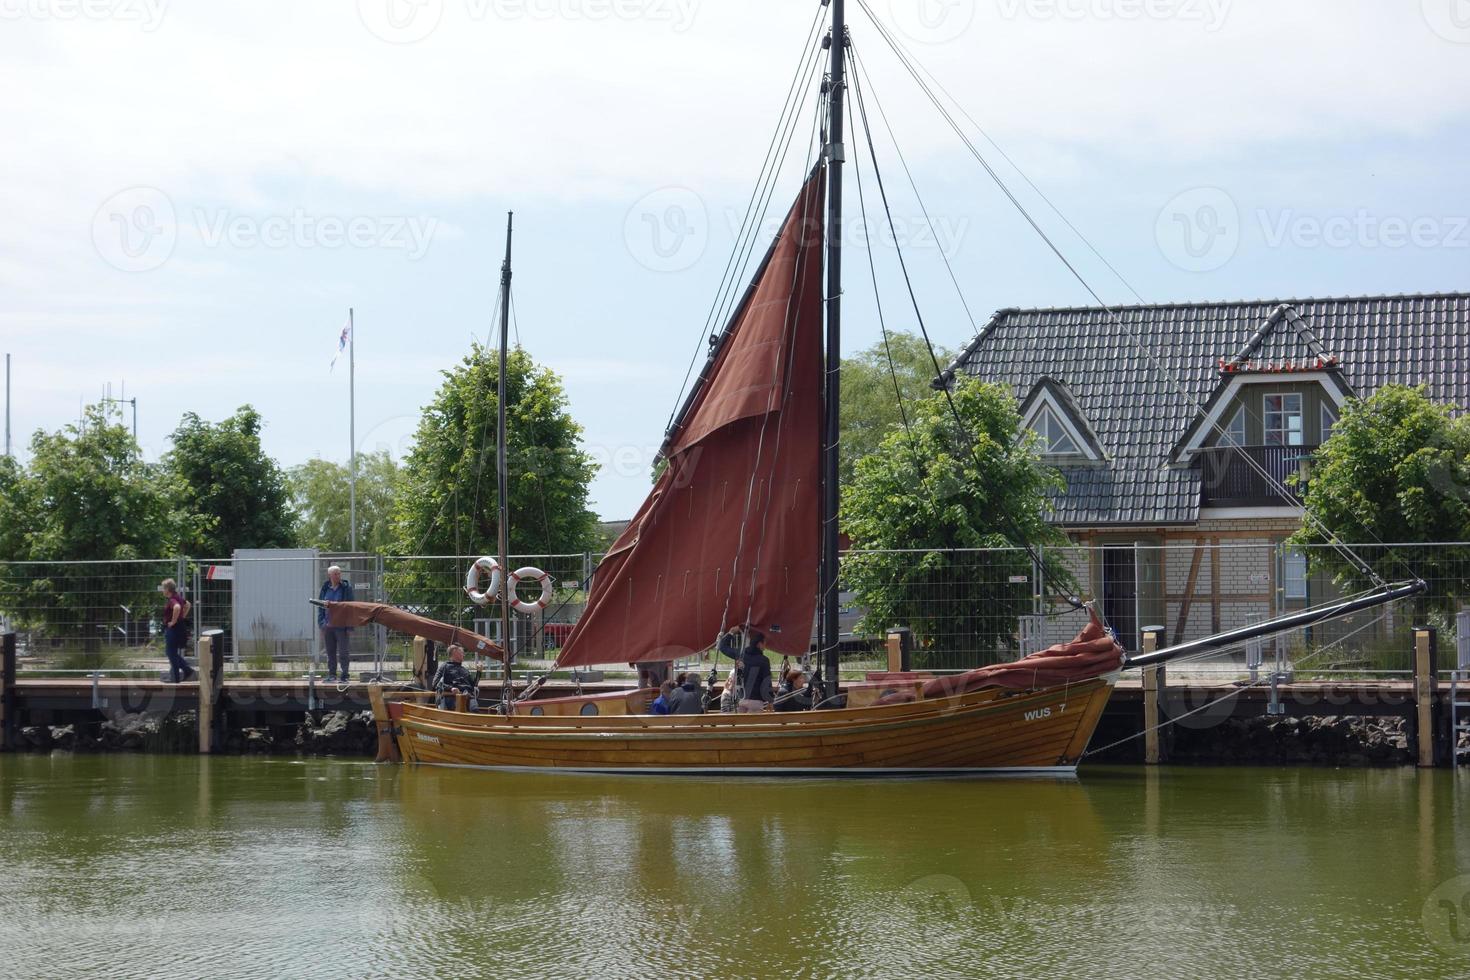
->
<box><xmin>509</xmin><ymin>566</ymin><xmax>554</xmax><ymax>614</ymax></box>
<box><xmin>464</xmin><ymin>556</ymin><xmax>502</xmax><ymax>606</ymax></box>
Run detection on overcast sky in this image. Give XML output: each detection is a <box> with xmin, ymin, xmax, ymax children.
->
<box><xmin>4</xmin><ymin>0</ymin><xmax>1468</xmax><ymax>521</ymax></box>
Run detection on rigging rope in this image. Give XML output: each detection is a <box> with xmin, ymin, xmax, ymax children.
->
<box><xmin>848</xmin><ymin>37</ymin><xmax>1084</xmax><ymax>608</ymax></box>
<box><xmin>664</xmin><ymin>7</ymin><xmax>829</xmax><ymax>435</ymax></box>
<box><xmin>851</xmin><ymin>0</ymin><xmax>1394</xmax><ymax>591</ymax></box>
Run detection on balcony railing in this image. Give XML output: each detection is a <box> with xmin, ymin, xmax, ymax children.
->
<box><xmin>1197</xmin><ymin>444</ymin><xmax>1317</xmax><ymax>508</ymax></box>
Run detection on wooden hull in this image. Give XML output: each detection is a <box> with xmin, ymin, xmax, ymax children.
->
<box><xmin>378</xmin><ymin>674</ymin><xmax>1118</xmax><ymax>775</ymax></box>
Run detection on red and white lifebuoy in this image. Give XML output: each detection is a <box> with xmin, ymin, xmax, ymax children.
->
<box><xmin>464</xmin><ymin>556</ymin><xmax>502</xmax><ymax>606</ymax></box>
<box><xmin>509</xmin><ymin>566</ymin><xmax>554</xmax><ymax>614</ymax></box>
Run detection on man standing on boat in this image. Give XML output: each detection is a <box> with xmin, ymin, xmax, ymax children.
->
<box><xmin>317</xmin><ymin>564</ymin><xmax>354</xmax><ymax>682</ymax></box>
<box><xmin>720</xmin><ymin>628</ymin><xmax>774</xmax><ymax>712</ymax></box>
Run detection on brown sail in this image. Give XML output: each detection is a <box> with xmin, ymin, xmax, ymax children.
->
<box><xmin>317</xmin><ymin>600</ymin><xmax>505</xmax><ymax>661</ymax></box>
<box><xmin>557</xmin><ymin>171</ymin><xmax>826</xmax><ymax>668</ymax></box>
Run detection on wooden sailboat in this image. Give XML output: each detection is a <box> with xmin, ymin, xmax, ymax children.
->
<box><xmin>338</xmin><ymin>0</ymin><xmax>1424</xmax><ymax>775</ymax></box>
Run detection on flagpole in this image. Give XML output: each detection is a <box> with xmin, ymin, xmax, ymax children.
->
<box><xmin>349</xmin><ymin>307</ymin><xmax>357</xmax><ymax>553</ymax></box>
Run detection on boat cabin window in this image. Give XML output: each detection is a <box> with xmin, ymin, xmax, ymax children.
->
<box><xmin>580</xmin><ymin>703</ymin><xmax>599</xmax><ymax>716</ymax></box>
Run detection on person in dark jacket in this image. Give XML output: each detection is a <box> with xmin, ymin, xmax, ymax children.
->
<box><xmin>719</xmin><ymin>628</ymin><xmax>773</xmax><ymax>712</ymax></box>
<box><xmin>667</xmin><ymin>672</ymin><xmax>705</xmax><ymax>714</ymax></box>
<box><xmin>432</xmin><ymin>644</ymin><xmax>480</xmax><ymax>710</ymax></box>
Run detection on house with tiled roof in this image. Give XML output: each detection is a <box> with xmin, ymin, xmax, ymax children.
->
<box><xmin>942</xmin><ymin>292</ymin><xmax>1470</xmax><ymax>650</ymax></box>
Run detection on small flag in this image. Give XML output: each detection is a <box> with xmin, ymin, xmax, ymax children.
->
<box><xmin>330</xmin><ymin>320</ymin><xmax>351</xmax><ymax>372</ymax></box>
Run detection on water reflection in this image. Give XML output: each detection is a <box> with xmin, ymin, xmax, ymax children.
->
<box><xmin>0</xmin><ymin>757</ymin><xmax>1467</xmax><ymax>979</ymax></box>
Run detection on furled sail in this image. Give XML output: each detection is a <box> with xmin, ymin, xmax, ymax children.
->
<box><xmin>557</xmin><ymin>171</ymin><xmax>826</xmax><ymax>668</ymax></box>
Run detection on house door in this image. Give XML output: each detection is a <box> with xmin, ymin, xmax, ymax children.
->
<box><xmin>1102</xmin><ymin>546</ymin><xmax>1138</xmax><ymax>651</ymax></box>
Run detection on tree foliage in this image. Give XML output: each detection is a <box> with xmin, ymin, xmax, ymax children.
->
<box><xmin>288</xmin><ymin>451</ymin><xmax>400</xmax><ymax>553</ymax></box>
<box><xmin>1292</xmin><ymin>384</ymin><xmax>1470</xmax><ymax>614</ymax></box>
<box><xmin>391</xmin><ymin>344</ymin><xmax>598</xmax><ymax>558</ymax></box>
<box><xmin>840</xmin><ymin>378</ymin><xmax>1070</xmax><ymax>665</ymax></box>
<box><xmin>840</xmin><ymin>330</ymin><xmax>952</xmax><ymax>484</ymax></box>
<box><xmin>165</xmin><ymin>406</ymin><xmax>296</xmax><ymax>557</ymax></box>
<box><xmin>0</xmin><ymin>405</ymin><xmax>197</xmax><ymax>645</ymax></box>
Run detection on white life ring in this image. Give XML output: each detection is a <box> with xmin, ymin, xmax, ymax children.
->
<box><xmin>509</xmin><ymin>566</ymin><xmax>554</xmax><ymax>614</ymax></box>
<box><xmin>464</xmin><ymin>556</ymin><xmax>502</xmax><ymax>606</ymax></box>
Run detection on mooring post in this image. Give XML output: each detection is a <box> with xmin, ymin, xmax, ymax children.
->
<box><xmin>412</xmin><ymin>636</ymin><xmax>428</xmax><ymax>690</ymax></box>
<box><xmin>885</xmin><ymin>628</ymin><xmax>912</xmax><ymax>674</ymax></box>
<box><xmin>198</xmin><ymin>630</ymin><xmax>224</xmax><ymax>754</ymax></box>
<box><xmin>367</xmin><ymin>684</ymin><xmax>400</xmax><ymax>764</ymax></box>
<box><xmin>1</xmin><ymin>632</ymin><xmax>16</xmax><ymax>751</ymax></box>
<box><xmin>1141</xmin><ymin>627</ymin><xmax>1166</xmax><ymax>765</ymax></box>
<box><xmin>1412</xmin><ymin>626</ymin><xmax>1439</xmax><ymax>768</ymax></box>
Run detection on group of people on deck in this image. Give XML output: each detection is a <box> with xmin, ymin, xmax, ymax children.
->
<box><xmin>644</xmin><ymin>627</ymin><xmax>786</xmax><ymax>715</ymax></box>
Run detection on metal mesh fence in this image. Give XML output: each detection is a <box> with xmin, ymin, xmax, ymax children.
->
<box><xmin>0</xmin><ymin>544</ymin><xmax>1465</xmax><ymax>678</ymax></box>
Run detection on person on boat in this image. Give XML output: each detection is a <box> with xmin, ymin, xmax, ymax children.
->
<box><xmin>432</xmin><ymin>643</ymin><xmax>480</xmax><ymax>710</ymax></box>
<box><xmin>774</xmin><ymin>662</ymin><xmax>811</xmax><ymax>712</ymax></box>
<box><xmin>734</xmin><ymin>631</ymin><xmax>774</xmax><ymax>713</ymax></box>
<box><xmin>650</xmin><ymin>679</ymin><xmax>676</xmax><ymax>715</ymax></box>
<box><xmin>667</xmin><ymin>672</ymin><xmax>704</xmax><ymax>714</ymax></box>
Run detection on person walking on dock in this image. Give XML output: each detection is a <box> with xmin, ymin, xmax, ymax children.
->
<box><xmin>159</xmin><ymin>578</ymin><xmax>194</xmax><ymax>684</ymax></box>
<box><xmin>317</xmin><ymin>565</ymin><xmax>355</xmax><ymax>683</ymax></box>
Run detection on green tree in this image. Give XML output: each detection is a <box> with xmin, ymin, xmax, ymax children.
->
<box><xmin>1291</xmin><ymin>384</ymin><xmax>1470</xmax><ymax>615</ymax></box>
<box><xmin>840</xmin><ymin>331</ymin><xmax>952</xmax><ymax>484</ymax></box>
<box><xmin>840</xmin><ymin>378</ymin><xmax>1070</xmax><ymax>666</ymax></box>
<box><xmin>388</xmin><ymin>345</ymin><xmax>598</xmax><ymax>618</ymax></box>
<box><xmin>165</xmin><ymin>406</ymin><xmax>296</xmax><ymax>557</ymax></box>
<box><xmin>0</xmin><ymin>405</ymin><xmax>197</xmax><ymax>648</ymax></box>
<box><xmin>288</xmin><ymin>451</ymin><xmax>400</xmax><ymax>553</ymax></box>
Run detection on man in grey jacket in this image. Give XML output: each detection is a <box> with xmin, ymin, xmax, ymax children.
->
<box><xmin>666</xmin><ymin>672</ymin><xmax>705</xmax><ymax>714</ymax></box>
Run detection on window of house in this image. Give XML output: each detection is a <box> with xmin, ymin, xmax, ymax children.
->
<box><xmin>1282</xmin><ymin>548</ymin><xmax>1308</xmax><ymax>600</ymax></box>
<box><xmin>1032</xmin><ymin>405</ymin><xmax>1080</xmax><ymax>455</ymax></box>
<box><xmin>1264</xmin><ymin>393</ymin><xmax>1304</xmax><ymax>446</ymax></box>
<box><xmin>1221</xmin><ymin>406</ymin><xmax>1246</xmax><ymax>447</ymax></box>
<box><xmin>1321</xmin><ymin>403</ymin><xmax>1338</xmax><ymax>443</ymax></box>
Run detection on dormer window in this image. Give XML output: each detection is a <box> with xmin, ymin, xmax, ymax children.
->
<box><xmin>1033</xmin><ymin>405</ymin><xmax>1080</xmax><ymax>455</ymax></box>
<box><xmin>1018</xmin><ymin>379</ymin><xmax>1103</xmax><ymax>462</ymax></box>
<box><xmin>1321</xmin><ymin>403</ymin><xmax>1338</xmax><ymax>442</ymax></box>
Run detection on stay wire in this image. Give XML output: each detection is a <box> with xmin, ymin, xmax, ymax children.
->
<box><xmin>664</xmin><ymin>7</ymin><xmax>828</xmax><ymax>434</ymax></box>
<box><xmin>853</xmin><ymin>1</ymin><xmax>1391</xmax><ymax>590</ymax></box>
<box><xmin>849</xmin><ymin>38</ymin><xmax>1082</xmax><ymax>608</ymax></box>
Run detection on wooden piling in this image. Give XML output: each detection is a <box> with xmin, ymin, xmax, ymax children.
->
<box><xmin>1141</xmin><ymin>627</ymin><xmax>1165</xmax><ymax>765</ymax></box>
<box><xmin>412</xmin><ymin>636</ymin><xmax>429</xmax><ymax>690</ymax></box>
<box><xmin>368</xmin><ymin>684</ymin><xmax>400</xmax><ymax>764</ymax></box>
<box><xmin>198</xmin><ymin>631</ymin><xmax>224</xmax><ymax>754</ymax></box>
<box><xmin>1413</xmin><ymin>627</ymin><xmax>1437</xmax><ymax>768</ymax></box>
<box><xmin>1</xmin><ymin>632</ymin><xmax>16</xmax><ymax>751</ymax></box>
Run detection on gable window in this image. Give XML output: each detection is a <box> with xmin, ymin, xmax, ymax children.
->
<box><xmin>1320</xmin><ymin>403</ymin><xmax>1338</xmax><ymax>443</ymax></box>
<box><xmin>1032</xmin><ymin>405</ymin><xmax>1080</xmax><ymax>455</ymax></box>
<box><xmin>1264</xmin><ymin>393</ymin><xmax>1304</xmax><ymax>446</ymax></box>
<box><xmin>1221</xmin><ymin>406</ymin><xmax>1246</xmax><ymax>447</ymax></box>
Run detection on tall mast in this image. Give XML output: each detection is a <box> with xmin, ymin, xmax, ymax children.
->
<box><xmin>820</xmin><ymin>0</ymin><xmax>847</xmax><ymax>697</ymax></box>
<box><xmin>348</xmin><ymin>307</ymin><xmax>357</xmax><ymax>552</ymax></box>
<box><xmin>497</xmin><ymin>213</ymin><xmax>514</xmax><ymax>705</ymax></box>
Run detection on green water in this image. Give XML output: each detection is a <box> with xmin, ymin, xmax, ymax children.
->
<box><xmin>1</xmin><ymin>757</ymin><xmax>1468</xmax><ymax>979</ymax></box>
